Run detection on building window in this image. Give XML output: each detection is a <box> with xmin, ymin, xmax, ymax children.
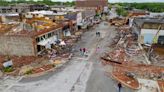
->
<box><xmin>36</xmin><ymin>38</ymin><xmax>39</xmax><ymax>42</ymax></box>
<box><xmin>48</xmin><ymin>33</ymin><xmax>52</xmax><ymax>38</ymax></box>
<box><xmin>16</xmin><ymin>9</ymin><xmax>18</xmax><ymax>12</ymax></box>
<box><xmin>40</xmin><ymin>36</ymin><xmax>44</xmax><ymax>41</ymax></box>
<box><xmin>43</xmin><ymin>35</ymin><xmax>46</xmax><ymax>39</ymax></box>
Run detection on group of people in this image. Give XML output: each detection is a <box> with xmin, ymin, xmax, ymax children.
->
<box><xmin>79</xmin><ymin>48</ymin><xmax>87</xmax><ymax>56</ymax></box>
<box><xmin>96</xmin><ymin>32</ymin><xmax>101</xmax><ymax>37</ymax></box>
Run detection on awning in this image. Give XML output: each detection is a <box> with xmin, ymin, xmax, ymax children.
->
<box><xmin>38</xmin><ymin>35</ymin><xmax>57</xmax><ymax>46</ymax></box>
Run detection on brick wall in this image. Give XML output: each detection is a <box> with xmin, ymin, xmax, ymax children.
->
<box><xmin>75</xmin><ymin>0</ymin><xmax>108</xmax><ymax>8</ymax></box>
<box><xmin>0</xmin><ymin>35</ymin><xmax>35</xmax><ymax>56</ymax></box>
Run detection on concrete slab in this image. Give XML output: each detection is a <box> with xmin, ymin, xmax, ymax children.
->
<box><xmin>137</xmin><ymin>78</ymin><xmax>160</xmax><ymax>92</ymax></box>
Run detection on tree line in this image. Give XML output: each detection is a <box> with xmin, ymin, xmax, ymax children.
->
<box><xmin>0</xmin><ymin>0</ymin><xmax>75</xmax><ymax>6</ymax></box>
<box><xmin>115</xmin><ymin>3</ymin><xmax>164</xmax><ymax>13</ymax></box>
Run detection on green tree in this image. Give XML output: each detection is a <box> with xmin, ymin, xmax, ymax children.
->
<box><xmin>116</xmin><ymin>7</ymin><xmax>128</xmax><ymax>17</ymax></box>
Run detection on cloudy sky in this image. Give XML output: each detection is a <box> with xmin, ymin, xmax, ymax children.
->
<box><xmin>53</xmin><ymin>0</ymin><xmax>164</xmax><ymax>3</ymax></box>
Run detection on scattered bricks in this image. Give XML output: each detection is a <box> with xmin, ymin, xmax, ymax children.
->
<box><xmin>109</xmin><ymin>18</ymin><xmax>128</xmax><ymax>27</ymax></box>
<box><xmin>111</xmin><ymin>70</ymin><xmax>140</xmax><ymax>90</ymax></box>
<box><xmin>158</xmin><ymin>80</ymin><xmax>164</xmax><ymax>92</ymax></box>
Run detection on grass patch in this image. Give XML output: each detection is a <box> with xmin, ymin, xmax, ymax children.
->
<box><xmin>3</xmin><ymin>67</ymin><xmax>13</xmax><ymax>72</ymax></box>
<box><xmin>25</xmin><ymin>69</ymin><xmax>33</xmax><ymax>75</ymax></box>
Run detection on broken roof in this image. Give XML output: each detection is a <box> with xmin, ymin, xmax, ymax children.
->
<box><xmin>133</xmin><ymin>17</ymin><xmax>164</xmax><ymax>29</ymax></box>
<box><xmin>5</xmin><ymin>24</ymin><xmax>62</xmax><ymax>38</ymax></box>
<box><xmin>0</xmin><ymin>15</ymin><xmax>63</xmax><ymax>37</ymax></box>
<box><xmin>142</xmin><ymin>22</ymin><xmax>164</xmax><ymax>30</ymax></box>
<box><xmin>0</xmin><ymin>23</ymin><xmax>62</xmax><ymax>38</ymax></box>
<box><xmin>0</xmin><ymin>23</ymin><xmax>17</xmax><ymax>35</ymax></box>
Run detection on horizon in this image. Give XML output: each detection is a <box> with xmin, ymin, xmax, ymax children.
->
<box><xmin>51</xmin><ymin>0</ymin><xmax>164</xmax><ymax>3</ymax></box>
<box><xmin>5</xmin><ymin>0</ymin><xmax>164</xmax><ymax>3</ymax></box>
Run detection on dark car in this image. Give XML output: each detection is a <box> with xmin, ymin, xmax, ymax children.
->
<box><xmin>158</xmin><ymin>36</ymin><xmax>164</xmax><ymax>45</ymax></box>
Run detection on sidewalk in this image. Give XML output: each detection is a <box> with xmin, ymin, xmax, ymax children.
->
<box><xmin>6</xmin><ymin>60</ymin><xmax>92</xmax><ymax>92</ymax></box>
<box><xmin>137</xmin><ymin>78</ymin><xmax>160</xmax><ymax>92</ymax></box>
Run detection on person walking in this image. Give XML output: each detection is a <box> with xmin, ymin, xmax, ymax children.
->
<box><xmin>83</xmin><ymin>48</ymin><xmax>86</xmax><ymax>56</ymax></box>
<box><xmin>98</xmin><ymin>32</ymin><xmax>101</xmax><ymax>37</ymax></box>
<box><xmin>117</xmin><ymin>82</ymin><xmax>122</xmax><ymax>92</ymax></box>
<box><xmin>96</xmin><ymin>46</ymin><xmax>100</xmax><ymax>53</ymax></box>
<box><xmin>80</xmin><ymin>48</ymin><xmax>83</xmax><ymax>56</ymax></box>
<box><xmin>96</xmin><ymin>32</ymin><xmax>98</xmax><ymax>37</ymax></box>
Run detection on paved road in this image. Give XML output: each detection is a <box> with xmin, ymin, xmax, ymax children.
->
<box><xmin>85</xmin><ymin>22</ymin><xmax>134</xmax><ymax>92</ymax></box>
<box><xmin>3</xmin><ymin>21</ymin><xmax>134</xmax><ymax>92</ymax></box>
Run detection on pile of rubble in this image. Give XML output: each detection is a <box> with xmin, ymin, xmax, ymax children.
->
<box><xmin>101</xmin><ymin>25</ymin><xmax>164</xmax><ymax>91</ymax></box>
<box><xmin>148</xmin><ymin>45</ymin><xmax>164</xmax><ymax>67</ymax></box>
<box><xmin>109</xmin><ymin>17</ymin><xmax>129</xmax><ymax>27</ymax></box>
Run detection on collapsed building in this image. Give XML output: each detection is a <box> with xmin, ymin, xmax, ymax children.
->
<box><xmin>131</xmin><ymin>17</ymin><xmax>164</xmax><ymax>66</ymax></box>
<box><xmin>101</xmin><ymin>24</ymin><xmax>164</xmax><ymax>92</ymax></box>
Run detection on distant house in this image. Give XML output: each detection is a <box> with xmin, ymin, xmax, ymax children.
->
<box><xmin>0</xmin><ymin>6</ymin><xmax>13</xmax><ymax>13</ymax></box>
<box><xmin>29</xmin><ymin>4</ymin><xmax>50</xmax><ymax>11</ymax></box>
<box><xmin>76</xmin><ymin>10</ymin><xmax>96</xmax><ymax>29</ymax></box>
<box><xmin>138</xmin><ymin>22</ymin><xmax>164</xmax><ymax>45</ymax></box>
<box><xmin>128</xmin><ymin>9</ymin><xmax>149</xmax><ymax>17</ymax></box>
<box><xmin>0</xmin><ymin>4</ymin><xmax>49</xmax><ymax>14</ymax></box>
<box><xmin>149</xmin><ymin>12</ymin><xmax>164</xmax><ymax>17</ymax></box>
<box><xmin>0</xmin><ymin>3</ymin><xmax>31</xmax><ymax>14</ymax></box>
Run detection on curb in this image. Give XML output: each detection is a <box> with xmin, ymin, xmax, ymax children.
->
<box><xmin>23</xmin><ymin>66</ymin><xmax>56</xmax><ymax>78</ymax></box>
<box><xmin>23</xmin><ymin>54</ymin><xmax>73</xmax><ymax>78</ymax></box>
<box><xmin>110</xmin><ymin>72</ymin><xmax>140</xmax><ymax>90</ymax></box>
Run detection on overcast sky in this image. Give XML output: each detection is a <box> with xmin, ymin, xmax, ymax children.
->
<box><xmin>52</xmin><ymin>0</ymin><xmax>164</xmax><ymax>3</ymax></box>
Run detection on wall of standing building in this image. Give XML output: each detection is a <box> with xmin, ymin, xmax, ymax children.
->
<box><xmin>138</xmin><ymin>23</ymin><xmax>164</xmax><ymax>44</ymax></box>
<box><xmin>75</xmin><ymin>0</ymin><xmax>108</xmax><ymax>9</ymax></box>
<box><xmin>0</xmin><ymin>35</ymin><xmax>35</xmax><ymax>56</ymax></box>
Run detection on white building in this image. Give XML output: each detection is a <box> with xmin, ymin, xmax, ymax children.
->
<box><xmin>138</xmin><ymin>22</ymin><xmax>164</xmax><ymax>45</ymax></box>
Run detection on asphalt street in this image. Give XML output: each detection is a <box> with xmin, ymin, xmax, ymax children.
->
<box><xmin>85</xmin><ymin>22</ymin><xmax>134</xmax><ymax>92</ymax></box>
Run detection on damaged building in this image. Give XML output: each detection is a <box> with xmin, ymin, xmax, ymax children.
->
<box><xmin>139</xmin><ymin>22</ymin><xmax>164</xmax><ymax>45</ymax></box>
<box><xmin>132</xmin><ymin>17</ymin><xmax>164</xmax><ymax>45</ymax></box>
<box><xmin>0</xmin><ymin>15</ymin><xmax>63</xmax><ymax>56</ymax></box>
